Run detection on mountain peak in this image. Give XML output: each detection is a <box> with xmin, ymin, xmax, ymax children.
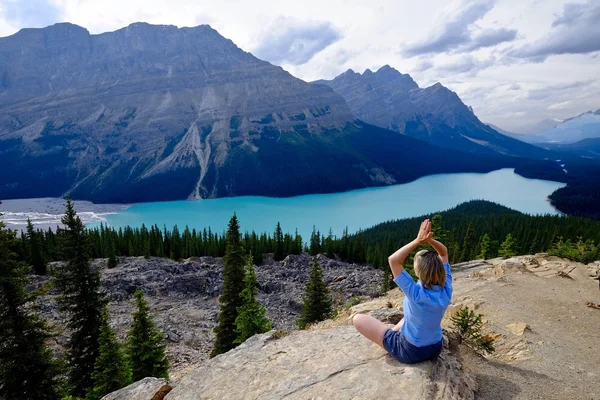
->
<box><xmin>320</xmin><ymin>66</ymin><xmax>546</xmax><ymax>157</ymax></box>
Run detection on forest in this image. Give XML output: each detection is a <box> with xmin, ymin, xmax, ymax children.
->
<box><xmin>13</xmin><ymin>200</ymin><xmax>600</xmax><ymax>276</ymax></box>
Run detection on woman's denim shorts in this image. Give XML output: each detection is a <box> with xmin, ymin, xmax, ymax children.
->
<box><xmin>383</xmin><ymin>329</ymin><xmax>443</xmax><ymax>364</ymax></box>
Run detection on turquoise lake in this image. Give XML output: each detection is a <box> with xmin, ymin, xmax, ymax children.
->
<box><xmin>96</xmin><ymin>169</ymin><xmax>565</xmax><ymax>238</ymax></box>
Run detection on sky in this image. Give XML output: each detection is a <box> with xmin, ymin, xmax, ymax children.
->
<box><xmin>0</xmin><ymin>0</ymin><xmax>598</xmax><ymax>133</ymax></box>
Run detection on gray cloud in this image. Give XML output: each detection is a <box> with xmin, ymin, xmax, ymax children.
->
<box><xmin>508</xmin><ymin>83</ymin><xmax>521</xmax><ymax>90</ymax></box>
<box><xmin>509</xmin><ymin>1</ymin><xmax>600</xmax><ymax>61</ymax></box>
<box><xmin>403</xmin><ymin>0</ymin><xmax>517</xmax><ymax>56</ymax></box>
<box><xmin>2</xmin><ymin>0</ymin><xmax>63</xmax><ymax>28</ymax></box>
<box><xmin>435</xmin><ymin>55</ymin><xmax>496</xmax><ymax>76</ymax></box>
<box><xmin>253</xmin><ymin>17</ymin><xmax>342</xmax><ymax>66</ymax></box>
<box><xmin>461</xmin><ymin>28</ymin><xmax>518</xmax><ymax>52</ymax></box>
<box><xmin>525</xmin><ymin>80</ymin><xmax>595</xmax><ymax>100</ymax></box>
<box><xmin>415</xmin><ymin>60</ymin><xmax>434</xmax><ymax>71</ymax></box>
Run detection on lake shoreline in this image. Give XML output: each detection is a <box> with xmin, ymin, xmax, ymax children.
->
<box><xmin>2</xmin><ymin>169</ymin><xmax>566</xmax><ymax>237</ymax></box>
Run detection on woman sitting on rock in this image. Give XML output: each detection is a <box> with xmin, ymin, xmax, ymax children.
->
<box><xmin>353</xmin><ymin>219</ymin><xmax>452</xmax><ymax>363</ymax></box>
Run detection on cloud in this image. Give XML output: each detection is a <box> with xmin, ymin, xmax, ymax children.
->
<box><xmin>461</xmin><ymin>28</ymin><xmax>517</xmax><ymax>52</ymax></box>
<box><xmin>508</xmin><ymin>1</ymin><xmax>600</xmax><ymax>61</ymax></box>
<box><xmin>252</xmin><ymin>17</ymin><xmax>342</xmax><ymax>66</ymax></box>
<box><xmin>402</xmin><ymin>0</ymin><xmax>517</xmax><ymax>56</ymax></box>
<box><xmin>1</xmin><ymin>0</ymin><xmax>63</xmax><ymax>28</ymax></box>
<box><xmin>507</xmin><ymin>83</ymin><xmax>521</xmax><ymax>90</ymax></box>
<box><xmin>415</xmin><ymin>60</ymin><xmax>434</xmax><ymax>71</ymax></box>
<box><xmin>547</xmin><ymin>100</ymin><xmax>572</xmax><ymax>110</ymax></box>
<box><xmin>435</xmin><ymin>55</ymin><xmax>496</xmax><ymax>76</ymax></box>
<box><xmin>524</xmin><ymin>80</ymin><xmax>595</xmax><ymax>100</ymax></box>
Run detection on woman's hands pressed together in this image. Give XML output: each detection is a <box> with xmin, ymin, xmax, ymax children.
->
<box><xmin>416</xmin><ymin>219</ymin><xmax>433</xmax><ymax>244</ymax></box>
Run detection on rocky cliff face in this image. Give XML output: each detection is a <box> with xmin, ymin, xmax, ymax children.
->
<box><xmin>315</xmin><ymin>66</ymin><xmax>548</xmax><ymax>158</ymax></box>
<box><xmin>0</xmin><ymin>23</ymin><xmax>509</xmax><ymax>203</ymax></box>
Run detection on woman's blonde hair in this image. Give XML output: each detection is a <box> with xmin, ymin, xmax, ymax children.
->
<box><xmin>414</xmin><ymin>250</ymin><xmax>446</xmax><ymax>289</ymax></box>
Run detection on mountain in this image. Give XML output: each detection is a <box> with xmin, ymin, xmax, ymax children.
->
<box><xmin>0</xmin><ymin>23</ymin><xmax>509</xmax><ymax>203</ymax></box>
<box><xmin>522</xmin><ymin>110</ymin><xmax>600</xmax><ymax>144</ymax></box>
<box><xmin>519</xmin><ymin>118</ymin><xmax>562</xmax><ymax>135</ymax></box>
<box><xmin>537</xmin><ymin>137</ymin><xmax>600</xmax><ymax>159</ymax></box>
<box><xmin>314</xmin><ymin>66</ymin><xmax>547</xmax><ymax>158</ymax></box>
<box><xmin>486</xmin><ymin>123</ymin><xmax>527</xmax><ymax>139</ymax></box>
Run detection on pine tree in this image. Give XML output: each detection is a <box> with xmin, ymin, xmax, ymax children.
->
<box><xmin>499</xmin><ymin>233</ymin><xmax>517</xmax><ymax>259</ymax></box>
<box><xmin>325</xmin><ymin>228</ymin><xmax>334</xmax><ymax>258</ymax></box>
<box><xmin>309</xmin><ymin>226</ymin><xmax>321</xmax><ymax>256</ymax></box>
<box><xmin>107</xmin><ymin>241</ymin><xmax>118</xmax><ymax>269</ymax></box>
<box><xmin>460</xmin><ymin>223</ymin><xmax>476</xmax><ymax>262</ymax></box>
<box><xmin>477</xmin><ymin>234</ymin><xmax>491</xmax><ymax>260</ymax></box>
<box><xmin>54</xmin><ymin>197</ymin><xmax>105</xmax><ymax>398</ymax></box>
<box><xmin>211</xmin><ymin>214</ymin><xmax>246</xmax><ymax>357</ymax></box>
<box><xmin>431</xmin><ymin>214</ymin><xmax>448</xmax><ymax>244</ymax></box>
<box><xmin>297</xmin><ymin>259</ymin><xmax>333</xmax><ymax>329</ymax></box>
<box><xmin>528</xmin><ymin>230</ymin><xmax>539</xmax><ymax>254</ymax></box>
<box><xmin>381</xmin><ymin>266</ymin><xmax>392</xmax><ymax>293</ymax></box>
<box><xmin>127</xmin><ymin>291</ymin><xmax>169</xmax><ymax>381</ymax></box>
<box><xmin>234</xmin><ymin>256</ymin><xmax>272</xmax><ymax>344</ymax></box>
<box><xmin>89</xmin><ymin>307</ymin><xmax>131</xmax><ymax>399</ymax></box>
<box><xmin>273</xmin><ymin>222</ymin><xmax>284</xmax><ymax>261</ymax></box>
<box><xmin>26</xmin><ymin>219</ymin><xmax>47</xmax><ymax>275</ymax></box>
<box><xmin>0</xmin><ymin>211</ymin><xmax>62</xmax><ymax>400</ymax></box>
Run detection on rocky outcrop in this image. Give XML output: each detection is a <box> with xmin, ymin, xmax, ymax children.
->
<box><xmin>101</xmin><ymin>378</ymin><xmax>170</xmax><ymax>400</ymax></box>
<box><xmin>165</xmin><ymin>326</ymin><xmax>476</xmax><ymax>400</ymax></box>
<box><xmin>315</xmin><ymin>66</ymin><xmax>548</xmax><ymax>158</ymax></box>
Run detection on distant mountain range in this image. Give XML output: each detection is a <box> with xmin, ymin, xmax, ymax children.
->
<box><xmin>522</xmin><ymin>110</ymin><xmax>600</xmax><ymax>145</ymax></box>
<box><xmin>486</xmin><ymin>123</ymin><xmax>526</xmax><ymax>139</ymax></box>
<box><xmin>314</xmin><ymin>67</ymin><xmax>547</xmax><ymax>158</ymax></box>
<box><xmin>0</xmin><ymin>23</ymin><xmax>515</xmax><ymax>203</ymax></box>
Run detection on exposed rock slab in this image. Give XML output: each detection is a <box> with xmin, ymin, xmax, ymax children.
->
<box><xmin>101</xmin><ymin>378</ymin><xmax>169</xmax><ymax>400</ymax></box>
<box><xmin>505</xmin><ymin>322</ymin><xmax>529</xmax><ymax>336</ymax></box>
<box><xmin>166</xmin><ymin>326</ymin><xmax>476</xmax><ymax>400</ymax></box>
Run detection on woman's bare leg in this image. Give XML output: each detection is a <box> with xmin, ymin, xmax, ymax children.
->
<box><xmin>352</xmin><ymin>314</ymin><xmax>389</xmax><ymax>349</ymax></box>
<box><xmin>391</xmin><ymin>318</ymin><xmax>404</xmax><ymax>332</ymax></box>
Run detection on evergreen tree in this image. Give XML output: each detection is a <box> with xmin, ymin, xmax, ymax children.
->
<box><xmin>273</xmin><ymin>222</ymin><xmax>284</xmax><ymax>261</ymax></box>
<box><xmin>460</xmin><ymin>223</ymin><xmax>477</xmax><ymax>262</ymax></box>
<box><xmin>89</xmin><ymin>307</ymin><xmax>131</xmax><ymax>399</ymax></box>
<box><xmin>127</xmin><ymin>291</ymin><xmax>169</xmax><ymax>381</ymax></box>
<box><xmin>499</xmin><ymin>233</ymin><xmax>517</xmax><ymax>259</ymax></box>
<box><xmin>234</xmin><ymin>256</ymin><xmax>272</xmax><ymax>344</ymax></box>
<box><xmin>528</xmin><ymin>230</ymin><xmax>540</xmax><ymax>254</ymax></box>
<box><xmin>477</xmin><ymin>234</ymin><xmax>491</xmax><ymax>260</ymax></box>
<box><xmin>309</xmin><ymin>226</ymin><xmax>321</xmax><ymax>256</ymax></box>
<box><xmin>324</xmin><ymin>228</ymin><xmax>334</xmax><ymax>258</ymax></box>
<box><xmin>381</xmin><ymin>266</ymin><xmax>392</xmax><ymax>293</ymax></box>
<box><xmin>107</xmin><ymin>242</ymin><xmax>118</xmax><ymax>269</ymax></box>
<box><xmin>430</xmin><ymin>214</ymin><xmax>448</xmax><ymax>243</ymax></box>
<box><xmin>54</xmin><ymin>197</ymin><xmax>105</xmax><ymax>398</ymax></box>
<box><xmin>211</xmin><ymin>214</ymin><xmax>246</xmax><ymax>357</ymax></box>
<box><xmin>0</xmin><ymin>211</ymin><xmax>62</xmax><ymax>400</ymax></box>
<box><xmin>26</xmin><ymin>219</ymin><xmax>47</xmax><ymax>275</ymax></box>
<box><xmin>297</xmin><ymin>259</ymin><xmax>333</xmax><ymax>329</ymax></box>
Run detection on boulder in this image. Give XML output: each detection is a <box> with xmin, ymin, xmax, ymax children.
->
<box><xmin>101</xmin><ymin>377</ymin><xmax>170</xmax><ymax>400</ymax></box>
<box><xmin>165</xmin><ymin>326</ymin><xmax>476</xmax><ymax>400</ymax></box>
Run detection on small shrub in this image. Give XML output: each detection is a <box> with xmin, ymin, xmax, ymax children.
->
<box><xmin>450</xmin><ymin>306</ymin><xmax>495</xmax><ymax>355</ymax></box>
<box><xmin>268</xmin><ymin>330</ymin><xmax>290</xmax><ymax>340</ymax></box>
<box><xmin>33</xmin><ymin>281</ymin><xmax>54</xmax><ymax>296</ymax></box>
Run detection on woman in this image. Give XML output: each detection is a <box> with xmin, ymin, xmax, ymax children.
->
<box><xmin>353</xmin><ymin>219</ymin><xmax>453</xmax><ymax>363</ymax></box>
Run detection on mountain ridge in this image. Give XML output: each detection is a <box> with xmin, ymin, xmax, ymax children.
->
<box><xmin>522</xmin><ymin>109</ymin><xmax>600</xmax><ymax>144</ymax></box>
<box><xmin>315</xmin><ymin>66</ymin><xmax>549</xmax><ymax>158</ymax></box>
<box><xmin>0</xmin><ymin>22</ymin><xmax>512</xmax><ymax>203</ymax></box>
